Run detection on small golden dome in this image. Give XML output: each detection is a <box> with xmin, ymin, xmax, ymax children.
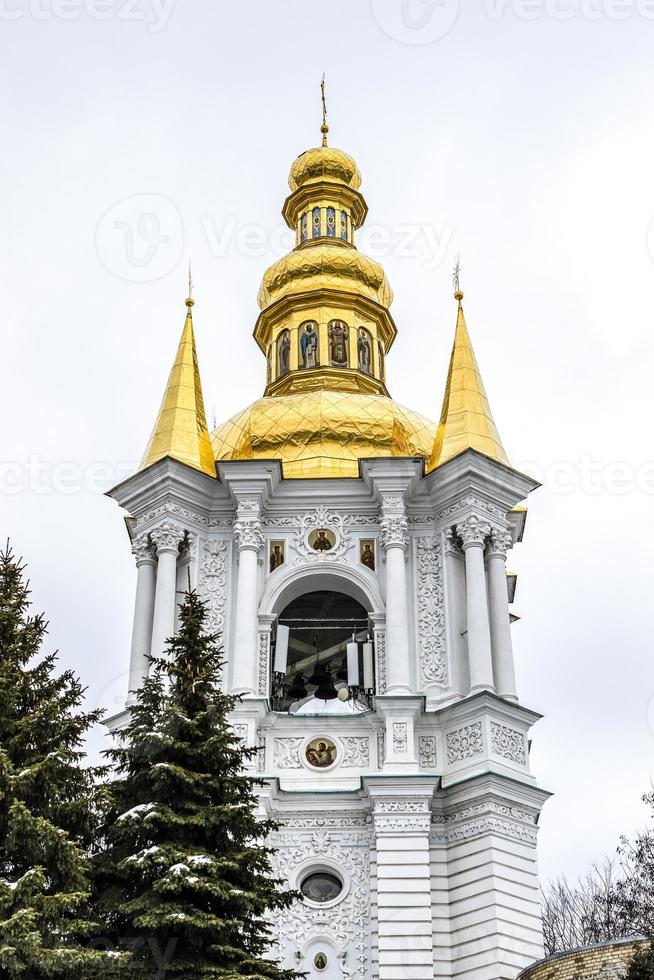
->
<box><xmin>289</xmin><ymin>145</ymin><xmax>362</xmax><ymax>193</ymax></box>
<box><xmin>258</xmin><ymin>243</ymin><xmax>392</xmax><ymax>310</ymax></box>
<box><xmin>212</xmin><ymin>390</ymin><xmax>436</xmax><ymax>479</ymax></box>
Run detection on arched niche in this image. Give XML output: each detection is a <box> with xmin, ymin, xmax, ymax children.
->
<box><xmin>259</xmin><ymin>561</ymin><xmax>384</xmax><ymax>619</ymax></box>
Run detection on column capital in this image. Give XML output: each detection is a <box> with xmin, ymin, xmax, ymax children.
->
<box><xmin>150</xmin><ymin>522</ymin><xmax>185</xmax><ymax>556</ymax></box>
<box><xmin>234</xmin><ymin>519</ymin><xmax>264</xmax><ymax>555</ymax></box>
<box><xmin>380</xmin><ymin>514</ymin><xmax>408</xmax><ymax>551</ymax></box>
<box><xmin>131</xmin><ymin>533</ymin><xmax>156</xmax><ymax>566</ymax></box>
<box><xmin>456</xmin><ymin>514</ymin><xmax>491</xmax><ymax>550</ymax></box>
<box><xmin>487</xmin><ymin>528</ymin><xmax>513</xmax><ymax>559</ymax></box>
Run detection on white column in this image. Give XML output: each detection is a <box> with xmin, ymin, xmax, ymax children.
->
<box><xmin>457</xmin><ymin>516</ymin><xmax>495</xmax><ymax>694</ymax></box>
<box><xmin>150</xmin><ymin>523</ymin><xmax>185</xmax><ymax>661</ymax></box>
<box><xmin>231</xmin><ymin>518</ymin><xmax>264</xmax><ymax>696</ymax></box>
<box><xmin>380</xmin><ymin>513</ymin><xmax>411</xmax><ymax>695</ymax></box>
<box><xmin>127</xmin><ymin>534</ymin><xmax>157</xmax><ymax>704</ymax></box>
<box><xmin>487</xmin><ymin>528</ymin><xmax>518</xmax><ymax>701</ymax></box>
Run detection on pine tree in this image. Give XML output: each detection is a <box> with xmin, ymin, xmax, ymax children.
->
<box><xmin>0</xmin><ymin>543</ymin><xmax>112</xmax><ymax>977</ymax></box>
<box><xmin>94</xmin><ymin>589</ymin><xmax>300</xmax><ymax>979</ymax></box>
<box><xmin>625</xmin><ymin>941</ymin><xmax>654</xmax><ymax>980</ymax></box>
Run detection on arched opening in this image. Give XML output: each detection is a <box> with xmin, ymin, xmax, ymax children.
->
<box><xmin>275</xmin><ymin>589</ymin><xmax>370</xmax><ymax>712</ymax></box>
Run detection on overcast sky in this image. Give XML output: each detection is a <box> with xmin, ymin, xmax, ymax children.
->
<box><xmin>2</xmin><ymin>0</ymin><xmax>654</xmax><ymax>884</ymax></box>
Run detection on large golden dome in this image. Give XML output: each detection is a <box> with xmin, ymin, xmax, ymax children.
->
<box><xmin>289</xmin><ymin>145</ymin><xmax>362</xmax><ymax>193</ymax></box>
<box><xmin>211</xmin><ymin>390</ymin><xmax>436</xmax><ymax>479</ymax></box>
<box><xmin>257</xmin><ymin>242</ymin><xmax>393</xmax><ymax>310</ymax></box>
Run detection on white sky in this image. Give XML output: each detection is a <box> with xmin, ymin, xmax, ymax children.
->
<box><xmin>2</xmin><ymin>0</ymin><xmax>654</xmax><ymax>884</ymax></box>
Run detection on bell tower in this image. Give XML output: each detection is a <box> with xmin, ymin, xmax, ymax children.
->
<box><xmin>107</xmin><ymin>103</ymin><xmax>549</xmax><ymax>980</ymax></box>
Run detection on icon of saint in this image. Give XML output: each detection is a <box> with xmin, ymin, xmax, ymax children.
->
<box><xmin>358</xmin><ymin>328</ymin><xmax>372</xmax><ymax>375</ymax></box>
<box><xmin>270</xmin><ymin>544</ymin><xmax>284</xmax><ymax>572</ymax></box>
<box><xmin>361</xmin><ymin>542</ymin><xmax>375</xmax><ymax>570</ymax></box>
<box><xmin>329</xmin><ymin>320</ymin><xmax>349</xmax><ymax>367</ymax></box>
<box><xmin>278</xmin><ymin>331</ymin><xmax>290</xmax><ymax>376</ymax></box>
<box><xmin>301</xmin><ymin>322</ymin><xmax>319</xmax><ymax>369</ymax></box>
<box><xmin>312</xmin><ymin>530</ymin><xmax>332</xmax><ymax>552</ymax></box>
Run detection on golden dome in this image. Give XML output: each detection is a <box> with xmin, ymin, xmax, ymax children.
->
<box><xmin>289</xmin><ymin>145</ymin><xmax>362</xmax><ymax>193</ymax></box>
<box><xmin>257</xmin><ymin>243</ymin><xmax>393</xmax><ymax>310</ymax></box>
<box><xmin>212</xmin><ymin>390</ymin><xmax>436</xmax><ymax>479</ymax></box>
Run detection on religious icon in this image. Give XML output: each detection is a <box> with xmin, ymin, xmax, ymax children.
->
<box><xmin>300</xmin><ymin>321</ymin><xmax>319</xmax><ymax>369</ymax></box>
<box><xmin>314</xmin><ymin>953</ymin><xmax>328</xmax><ymax>971</ymax></box>
<box><xmin>309</xmin><ymin>528</ymin><xmax>335</xmax><ymax>552</ymax></box>
<box><xmin>269</xmin><ymin>541</ymin><xmax>285</xmax><ymax>572</ymax></box>
<box><xmin>278</xmin><ymin>329</ymin><xmax>290</xmax><ymax>377</ymax></box>
<box><xmin>301</xmin><ymin>212</ymin><xmax>308</xmax><ymax>242</ymax></box>
<box><xmin>357</xmin><ymin>327</ymin><xmax>372</xmax><ymax>375</ymax></box>
<box><xmin>312</xmin><ymin>206</ymin><xmax>321</xmax><ymax>238</ymax></box>
<box><xmin>326</xmin><ymin>206</ymin><xmax>336</xmax><ymax>237</ymax></box>
<box><xmin>305</xmin><ymin>737</ymin><xmax>337</xmax><ymax>768</ymax></box>
<box><xmin>360</xmin><ymin>539</ymin><xmax>376</xmax><ymax>571</ymax></box>
<box><xmin>328</xmin><ymin>320</ymin><xmax>349</xmax><ymax>367</ymax></box>
<box><xmin>340</xmin><ymin>210</ymin><xmax>348</xmax><ymax>240</ymax></box>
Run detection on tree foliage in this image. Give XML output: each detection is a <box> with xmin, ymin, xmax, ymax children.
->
<box><xmin>93</xmin><ymin>589</ymin><xmax>300</xmax><ymax>978</ymax></box>
<box><xmin>0</xmin><ymin>544</ymin><xmax>110</xmax><ymax>977</ymax></box>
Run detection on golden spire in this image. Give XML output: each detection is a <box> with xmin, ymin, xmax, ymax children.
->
<box><xmin>320</xmin><ymin>73</ymin><xmax>329</xmax><ymax>147</ymax></box>
<box><xmin>427</xmin><ymin>280</ymin><xmax>508</xmax><ymax>471</ymax></box>
<box><xmin>139</xmin><ymin>283</ymin><xmax>216</xmax><ymax>477</ymax></box>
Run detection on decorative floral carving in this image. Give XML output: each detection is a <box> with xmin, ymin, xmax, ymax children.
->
<box><xmin>236</xmin><ymin>497</ymin><xmax>260</xmax><ymax>512</ymax></box>
<box><xmin>150</xmin><ymin>522</ymin><xmax>185</xmax><ymax>555</ymax></box>
<box><xmin>267</xmin><ymin>823</ymin><xmax>371</xmax><ymax>978</ymax></box>
<box><xmin>418</xmin><ymin>735</ymin><xmax>438</xmax><ymax>769</ymax></box>
<box><xmin>256</xmin><ymin>728</ymin><xmax>266</xmax><ymax>773</ymax></box>
<box><xmin>131</xmin><ymin>534</ymin><xmax>155</xmax><ymax>564</ymax></box>
<box><xmin>232</xmin><ymin>723</ymin><xmax>248</xmax><ymax>744</ymax></box>
<box><xmin>456</xmin><ymin>515</ymin><xmax>491</xmax><ymax>549</ymax></box>
<box><xmin>257</xmin><ymin>631</ymin><xmax>271</xmax><ymax>697</ymax></box>
<box><xmin>490</xmin><ymin>722</ymin><xmax>527</xmax><ymax>765</ymax></box>
<box><xmin>374</xmin><ymin>630</ymin><xmax>387</xmax><ymax>694</ymax></box>
<box><xmin>340</xmin><ymin>736</ymin><xmax>370</xmax><ymax>768</ymax></box>
<box><xmin>373</xmin><ymin>798</ymin><xmax>430</xmax><ymax>814</ymax></box>
<box><xmin>446</xmin><ymin>722</ymin><xmax>483</xmax><ymax>764</ymax></box>
<box><xmin>233</xmin><ymin>520</ymin><xmax>264</xmax><ymax>554</ymax></box>
<box><xmin>380</xmin><ymin>515</ymin><xmax>408</xmax><ymax>551</ymax></box>
<box><xmin>198</xmin><ymin>539</ymin><xmax>227</xmax><ymax>637</ymax></box>
<box><xmin>487</xmin><ymin>529</ymin><xmax>513</xmax><ymax>558</ymax></box>
<box><xmin>392</xmin><ymin>722</ymin><xmax>408</xmax><ymax>754</ymax></box>
<box><xmin>376</xmin><ymin>729</ymin><xmax>385</xmax><ymax>768</ymax></box>
<box><xmin>294</xmin><ymin>506</ymin><xmax>352</xmax><ymax>564</ymax></box>
<box><xmin>438</xmin><ymin>495</ymin><xmax>506</xmax><ymax>522</ymax></box>
<box><xmin>273</xmin><ymin>737</ymin><xmax>304</xmax><ymax>769</ymax></box>
<box><xmin>415</xmin><ymin>537</ymin><xmax>448</xmax><ymax>686</ymax></box>
<box><xmin>381</xmin><ymin>494</ymin><xmax>404</xmax><ymax>512</ymax></box>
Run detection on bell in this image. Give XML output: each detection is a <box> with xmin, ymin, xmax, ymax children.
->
<box><xmin>307</xmin><ymin>659</ymin><xmax>325</xmax><ymax>686</ymax></box>
<box><xmin>314</xmin><ymin>665</ymin><xmax>338</xmax><ymax>701</ymax></box>
<box><xmin>288</xmin><ymin>673</ymin><xmax>307</xmax><ymax>700</ymax></box>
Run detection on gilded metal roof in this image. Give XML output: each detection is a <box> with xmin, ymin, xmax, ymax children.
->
<box><xmin>289</xmin><ymin>145</ymin><xmax>362</xmax><ymax>192</ymax></box>
<box><xmin>257</xmin><ymin>243</ymin><xmax>392</xmax><ymax>310</ymax></box>
<box><xmin>427</xmin><ymin>292</ymin><xmax>508</xmax><ymax>471</ymax></box>
<box><xmin>211</xmin><ymin>390</ymin><xmax>436</xmax><ymax>479</ymax></box>
<box><xmin>140</xmin><ymin>299</ymin><xmax>216</xmax><ymax>477</ymax></box>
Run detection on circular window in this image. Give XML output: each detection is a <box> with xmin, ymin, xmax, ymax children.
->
<box><xmin>300</xmin><ymin>870</ymin><xmax>343</xmax><ymax>904</ymax></box>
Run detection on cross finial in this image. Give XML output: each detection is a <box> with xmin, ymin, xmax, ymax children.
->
<box><xmin>186</xmin><ymin>260</ymin><xmax>194</xmax><ymax>309</ymax></box>
<box><xmin>320</xmin><ymin>73</ymin><xmax>329</xmax><ymax>147</ymax></box>
<box><xmin>452</xmin><ymin>254</ymin><xmax>463</xmax><ymax>302</ymax></box>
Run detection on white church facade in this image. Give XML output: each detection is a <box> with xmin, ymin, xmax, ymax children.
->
<box><xmin>107</xmin><ymin>118</ymin><xmax>550</xmax><ymax>980</ymax></box>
